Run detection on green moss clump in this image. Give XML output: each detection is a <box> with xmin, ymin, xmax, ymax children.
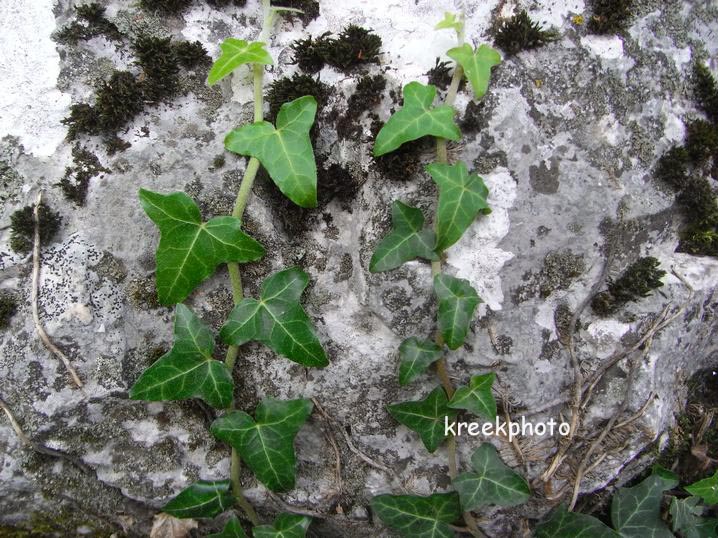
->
<box><xmin>591</xmin><ymin>257</ymin><xmax>666</xmax><ymax>316</ymax></box>
<box><xmin>426</xmin><ymin>58</ymin><xmax>453</xmax><ymax>90</ymax></box>
<box><xmin>266</xmin><ymin>73</ymin><xmax>330</xmax><ymax>124</ymax></box>
<box><xmin>139</xmin><ymin>0</ymin><xmax>193</xmax><ymax>14</ymax></box>
<box><xmin>173</xmin><ymin>40</ymin><xmax>210</xmax><ymax>69</ymax></box>
<box><xmin>207</xmin><ymin>0</ymin><xmax>246</xmax><ymax>6</ymax></box>
<box><xmin>55</xmin><ymin>3</ymin><xmax>122</xmax><ymax>44</ymax></box>
<box><xmin>9</xmin><ymin>203</ymin><xmax>62</xmax><ymax>254</ymax></box>
<box><xmin>273</xmin><ymin>0</ymin><xmax>320</xmax><ymax>25</ymax></box>
<box><xmin>655</xmin><ymin>146</ymin><xmax>691</xmax><ymax>191</ymax></box>
<box><xmin>694</xmin><ymin>63</ymin><xmax>718</xmax><ymax>124</ymax></box>
<box><xmin>58</xmin><ymin>145</ymin><xmax>110</xmax><ymax>206</ymax></box>
<box><xmin>494</xmin><ymin>10</ymin><xmax>559</xmax><ymax>56</ymax></box>
<box><xmin>290</xmin><ymin>25</ymin><xmax>382</xmax><ymax>73</ymax></box>
<box><xmin>291</xmin><ymin>33</ymin><xmax>332</xmax><ymax>73</ymax></box>
<box><xmin>587</xmin><ymin>0</ymin><xmax>634</xmax><ymax>34</ymax></box>
<box><xmin>0</xmin><ymin>291</ymin><xmax>18</xmax><ymax>330</ymax></box>
<box><xmin>133</xmin><ymin>36</ymin><xmax>181</xmax><ymax>102</ymax></box>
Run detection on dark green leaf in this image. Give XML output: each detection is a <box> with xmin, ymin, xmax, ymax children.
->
<box><xmin>253</xmin><ymin>513</ymin><xmax>312</xmax><ymax>538</ymax></box>
<box><xmin>129</xmin><ymin>304</ymin><xmax>233</xmax><ymax>408</ymax></box>
<box><xmin>139</xmin><ymin>189</ymin><xmax>265</xmax><ymax>305</ymax></box>
<box><xmin>452</xmin><ymin>443</ymin><xmax>530</xmax><ymax>510</ymax></box>
<box><xmin>162</xmin><ymin>480</ymin><xmax>234</xmax><ymax>519</ymax></box>
<box><xmin>371</xmin><ymin>492</ymin><xmax>462</xmax><ymax>538</ymax></box>
<box><xmin>446</xmin><ymin>44</ymin><xmax>501</xmax><ymax>101</ymax></box>
<box><xmin>670</xmin><ymin>496</ymin><xmax>718</xmax><ymax>538</ymax></box>
<box><xmin>448</xmin><ymin>373</ymin><xmax>496</xmax><ymax>420</ymax></box>
<box><xmin>373</xmin><ymin>82</ymin><xmax>461</xmax><ymax>157</ymax></box>
<box><xmin>210</xmin><ymin>398</ymin><xmax>313</xmax><ymax>492</ymax></box>
<box><xmin>426</xmin><ymin>161</ymin><xmax>490</xmax><ymax>251</ymax></box>
<box><xmin>208</xmin><ymin>38</ymin><xmax>273</xmax><ymax>85</ymax></box>
<box><xmin>208</xmin><ymin>516</ymin><xmax>249</xmax><ymax>538</ymax></box>
<box><xmin>369</xmin><ymin>201</ymin><xmax>439</xmax><ymax>272</ymax></box>
<box><xmin>225</xmin><ymin>96</ymin><xmax>318</xmax><ymax>208</ymax></box>
<box><xmin>434</xmin><ymin>274</ymin><xmax>481</xmax><ymax>350</ymax></box>
<box><xmin>686</xmin><ymin>470</ymin><xmax>718</xmax><ymax>505</ymax></box>
<box><xmin>220</xmin><ymin>267</ymin><xmax>328</xmax><ymax>367</ymax></box>
<box><xmin>398</xmin><ymin>337</ymin><xmax>443</xmax><ymax>386</ymax></box>
<box><xmin>387</xmin><ymin>386</ymin><xmax>456</xmax><ymax>453</ymax></box>
<box><xmin>534</xmin><ymin>504</ymin><xmax>620</xmax><ymax>538</ymax></box>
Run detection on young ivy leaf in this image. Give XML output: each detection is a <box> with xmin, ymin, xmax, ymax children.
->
<box><xmin>447</xmin><ymin>44</ymin><xmax>501</xmax><ymax>101</ymax></box>
<box><xmin>435</xmin><ymin>12</ymin><xmax>464</xmax><ymax>34</ymax></box>
<box><xmin>398</xmin><ymin>337</ymin><xmax>442</xmax><ymax>386</ymax></box>
<box><xmin>670</xmin><ymin>497</ymin><xmax>718</xmax><ymax>538</ymax></box>
<box><xmin>369</xmin><ymin>201</ymin><xmax>439</xmax><ymax>272</ymax></box>
<box><xmin>452</xmin><ymin>443</ymin><xmax>530</xmax><ymax>510</ymax></box>
<box><xmin>210</xmin><ymin>398</ymin><xmax>313</xmax><ymax>492</ymax></box>
<box><xmin>207</xmin><ymin>516</ymin><xmax>249</xmax><ymax>538</ymax></box>
<box><xmin>387</xmin><ymin>386</ymin><xmax>456</xmax><ymax>453</ymax></box>
<box><xmin>448</xmin><ymin>373</ymin><xmax>497</xmax><ymax>420</ymax></box>
<box><xmin>129</xmin><ymin>304</ymin><xmax>233</xmax><ymax>409</ymax></box>
<box><xmin>686</xmin><ymin>469</ymin><xmax>718</xmax><ymax>505</ymax></box>
<box><xmin>426</xmin><ymin>161</ymin><xmax>490</xmax><ymax>251</ymax></box>
<box><xmin>162</xmin><ymin>480</ymin><xmax>234</xmax><ymax>519</ymax></box>
<box><xmin>139</xmin><ymin>189</ymin><xmax>265</xmax><ymax>305</ymax></box>
<box><xmin>253</xmin><ymin>513</ymin><xmax>312</xmax><ymax>538</ymax></box>
<box><xmin>220</xmin><ymin>266</ymin><xmax>328</xmax><ymax>367</ymax></box>
<box><xmin>225</xmin><ymin>96</ymin><xmax>318</xmax><ymax>208</ymax></box>
<box><xmin>434</xmin><ymin>273</ymin><xmax>481</xmax><ymax>350</ymax></box>
<box><xmin>534</xmin><ymin>504</ymin><xmax>621</xmax><ymax>538</ymax></box>
<box><xmin>207</xmin><ymin>38</ymin><xmax>273</xmax><ymax>85</ymax></box>
<box><xmin>371</xmin><ymin>492</ymin><xmax>462</xmax><ymax>538</ymax></box>
<box><xmin>373</xmin><ymin>82</ymin><xmax>461</xmax><ymax>157</ymax></box>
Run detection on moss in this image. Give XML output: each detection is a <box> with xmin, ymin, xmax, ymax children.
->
<box><xmin>676</xmin><ymin>177</ymin><xmax>718</xmax><ymax>229</ymax></box>
<box><xmin>655</xmin><ymin>146</ymin><xmax>690</xmax><ymax>191</ymax></box>
<box><xmin>679</xmin><ymin>227</ymin><xmax>718</xmax><ymax>257</ymax></box>
<box><xmin>139</xmin><ymin>0</ymin><xmax>192</xmax><ymax>14</ymax></box>
<box><xmin>591</xmin><ymin>257</ymin><xmax>666</xmax><ymax>316</ymax></box>
<box><xmin>337</xmin><ymin>74</ymin><xmax>386</xmax><ymax>140</ymax></box>
<box><xmin>373</xmin><ymin>136</ymin><xmax>428</xmax><ymax>181</ymax></box>
<box><xmin>494</xmin><ymin>10</ymin><xmax>559</xmax><ymax>56</ymax></box>
<box><xmin>694</xmin><ymin>63</ymin><xmax>718</xmax><ymax>124</ymax></box>
<box><xmin>55</xmin><ymin>2</ymin><xmax>122</xmax><ymax>44</ymax></box>
<box><xmin>173</xmin><ymin>40</ymin><xmax>210</xmax><ymax>69</ymax></box>
<box><xmin>211</xmin><ymin>153</ymin><xmax>226</xmax><ymax>170</ymax></box>
<box><xmin>58</xmin><ymin>145</ymin><xmax>110</xmax><ymax>206</ymax></box>
<box><xmin>273</xmin><ymin>0</ymin><xmax>320</xmax><ymax>25</ymax></box>
<box><xmin>133</xmin><ymin>36</ymin><xmax>181</xmax><ymax>102</ymax></box>
<box><xmin>317</xmin><ymin>160</ymin><xmax>361</xmax><ymax>206</ymax></box>
<box><xmin>0</xmin><ymin>291</ymin><xmax>18</xmax><ymax>330</ymax></box>
<box><xmin>461</xmin><ymin>100</ymin><xmax>485</xmax><ymax>132</ymax></box>
<box><xmin>266</xmin><ymin>73</ymin><xmax>330</xmax><ymax>125</ymax></box>
<box><xmin>9</xmin><ymin>203</ymin><xmax>62</xmax><ymax>254</ymax></box>
<box><xmin>291</xmin><ymin>33</ymin><xmax>333</xmax><ymax>73</ymax></box>
<box><xmin>587</xmin><ymin>0</ymin><xmax>635</xmax><ymax>34</ymax></box>
<box><xmin>207</xmin><ymin>0</ymin><xmax>247</xmax><ymax>6</ymax></box>
<box><xmin>290</xmin><ymin>25</ymin><xmax>381</xmax><ymax>73</ymax></box>
<box><xmin>426</xmin><ymin>58</ymin><xmax>453</xmax><ymax>90</ymax></box>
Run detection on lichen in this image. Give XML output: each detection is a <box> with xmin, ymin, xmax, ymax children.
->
<box><xmin>290</xmin><ymin>25</ymin><xmax>381</xmax><ymax>73</ymax></box>
<box><xmin>591</xmin><ymin>257</ymin><xmax>666</xmax><ymax>316</ymax></box>
<box><xmin>55</xmin><ymin>3</ymin><xmax>122</xmax><ymax>45</ymax></box>
<box><xmin>587</xmin><ymin>0</ymin><xmax>635</xmax><ymax>34</ymax></box>
<box><xmin>494</xmin><ymin>10</ymin><xmax>558</xmax><ymax>56</ymax></box>
<box><xmin>0</xmin><ymin>292</ymin><xmax>18</xmax><ymax>330</ymax></box>
<box><xmin>9</xmin><ymin>203</ymin><xmax>62</xmax><ymax>254</ymax></box>
<box><xmin>127</xmin><ymin>275</ymin><xmax>161</xmax><ymax>310</ymax></box>
<box><xmin>58</xmin><ymin>145</ymin><xmax>110</xmax><ymax>206</ymax></box>
<box><xmin>538</xmin><ymin>250</ymin><xmax>586</xmax><ymax>298</ymax></box>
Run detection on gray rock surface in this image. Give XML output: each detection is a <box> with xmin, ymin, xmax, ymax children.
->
<box><xmin>1</xmin><ymin>0</ymin><xmax>717</xmax><ymax>536</ymax></box>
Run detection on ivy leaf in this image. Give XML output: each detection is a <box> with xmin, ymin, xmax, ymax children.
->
<box><xmin>686</xmin><ymin>470</ymin><xmax>718</xmax><ymax>505</ymax></box>
<box><xmin>373</xmin><ymin>82</ymin><xmax>461</xmax><ymax>157</ymax></box>
<box><xmin>452</xmin><ymin>443</ymin><xmax>530</xmax><ymax>510</ymax></box>
<box><xmin>369</xmin><ymin>201</ymin><xmax>439</xmax><ymax>272</ymax></box>
<box><xmin>210</xmin><ymin>398</ymin><xmax>313</xmax><ymax>492</ymax></box>
<box><xmin>129</xmin><ymin>304</ymin><xmax>233</xmax><ymax>409</ymax></box>
<box><xmin>387</xmin><ymin>386</ymin><xmax>456</xmax><ymax>453</ymax></box>
<box><xmin>426</xmin><ymin>162</ymin><xmax>490</xmax><ymax>251</ymax></box>
<box><xmin>253</xmin><ymin>513</ymin><xmax>312</xmax><ymax>538</ymax></box>
<box><xmin>207</xmin><ymin>38</ymin><xmax>273</xmax><ymax>85</ymax></box>
<box><xmin>139</xmin><ymin>189</ymin><xmax>265</xmax><ymax>305</ymax></box>
<box><xmin>220</xmin><ymin>267</ymin><xmax>328</xmax><ymax>367</ymax></box>
<box><xmin>371</xmin><ymin>492</ymin><xmax>462</xmax><ymax>538</ymax></box>
<box><xmin>434</xmin><ymin>274</ymin><xmax>481</xmax><ymax>350</ymax></box>
<box><xmin>398</xmin><ymin>337</ymin><xmax>443</xmax><ymax>386</ymax></box>
<box><xmin>611</xmin><ymin>467</ymin><xmax>679</xmax><ymax>538</ymax></box>
<box><xmin>162</xmin><ymin>480</ymin><xmax>234</xmax><ymax>519</ymax></box>
<box><xmin>446</xmin><ymin>44</ymin><xmax>501</xmax><ymax>101</ymax></box>
<box><xmin>670</xmin><ymin>497</ymin><xmax>718</xmax><ymax>538</ymax></box>
<box><xmin>448</xmin><ymin>373</ymin><xmax>497</xmax><ymax>420</ymax></box>
<box><xmin>534</xmin><ymin>504</ymin><xmax>621</xmax><ymax>538</ymax></box>
<box><xmin>225</xmin><ymin>96</ymin><xmax>318</xmax><ymax>208</ymax></box>
<box><xmin>207</xmin><ymin>516</ymin><xmax>249</xmax><ymax>538</ymax></box>
<box><xmin>435</xmin><ymin>12</ymin><xmax>464</xmax><ymax>34</ymax></box>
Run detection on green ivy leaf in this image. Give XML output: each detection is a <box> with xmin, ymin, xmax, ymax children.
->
<box><xmin>398</xmin><ymin>337</ymin><xmax>443</xmax><ymax>386</ymax></box>
<box><xmin>225</xmin><ymin>96</ymin><xmax>318</xmax><ymax>208</ymax></box>
<box><xmin>369</xmin><ymin>201</ymin><xmax>439</xmax><ymax>272</ymax></box>
<box><xmin>670</xmin><ymin>497</ymin><xmax>718</xmax><ymax>538</ymax></box>
<box><xmin>139</xmin><ymin>189</ymin><xmax>265</xmax><ymax>305</ymax></box>
<box><xmin>686</xmin><ymin>470</ymin><xmax>718</xmax><ymax>505</ymax></box>
<box><xmin>426</xmin><ymin>162</ymin><xmax>490</xmax><ymax>251</ymax></box>
<box><xmin>210</xmin><ymin>398</ymin><xmax>313</xmax><ymax>492</ymax></box>
<box><xmin>435</xmin><ymin>12</ymin><xmax>464</xmax><ymax>34</ymax></box>
<box><xmin>387</xmin><ymin>386</ymin><xmax>456</xmax><ymax>453</ymax></box>
<box><xmin>611</xmin><ymin>467</ymin><xmax>679</xmax><ymax>538</ymax></box>
<box><xmin>434</xmin><ymin>273</ymin><xmax>481</xmax><ymax>350</ymax></box>
<box><xmin>253</xmin><ymin>513</ymin><xmax>312</xmax><ymax>538</ymax></box>
<box><xmin>208</xmin><ymin>516</ymin><xmax>249</xmax><ymax>538</ymax></box>
<box><xmin>220</xmin><ymin>267</ymin><xmax>328</xmax><ymax>367</ymax></box>
<box><xmin>448</xmin><ymin>373</ymin><xmax>496</xmax><ymax>420</ymax></box>
<box><xmin>534</xmin><ymin>504</ymin><xmax>621</xmax><ymax>538</ymax></box>
<box><xmin>129</xmin><ymin>304</ymin><xmax>233</xmax><ymax>409</ymax></box>
<box><xmin>446</xmin><ymin>44</ymin><xmax>501</xmax><ymax>101</ymax></box>
<box><xmin>207</xmin><ymin>38</ymin><xmax>273</xmax><ymax>85</ymax></box>
<box><xmin>373</xmin><ymin>82</ymin><xmax>461</xmax><ymax>157</ymax></box>
<box><xmin>162</xmin><ymin>480</ymin><xmax>234</xmax><ymax>519</ymax></box>
<box><xmin>371</xmin><ymin>492</ymin><xmax>462</xmax><ymax>538</ymax></box>
<box><xmin>452</xmin><ymin>443</ymin><xmax>530</xmax><ymax>510</ymax></box>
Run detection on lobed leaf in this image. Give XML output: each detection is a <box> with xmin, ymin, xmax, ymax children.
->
<box><xmin>686</xmin><ymin>469</ymin><xmax>718</xmax><ymax>505</ymax></box>
<box><xmin>446</xmin><ymin>44</ymin><xmax>501</xmax><ymax>101</ymax></box>
<box><xmin>426</xmin><ymin>161</ymin><xmax>490</xmax><ymax>251</ymax></box>
<box><xmin>369</xmin><ymin>201</ymin><xmax>439</xmax><ymax>272</ymax></box>
<box><xmin>207</xmin><ymin>516</ymin><xmax>249</xmax><ymax>538</ymax></box>
<box><xmin>534</xmin><ymin>504</ymin><xmax>620</xmax><ymax>538</ymax></box>
<box><xmin>139</xmin><ymin>189</ymin><xmax>265</xmax><ymax>305</ymax></box>
<box><xmin>253</xmin><ymin>513</ymin><xmax>312</xmax><ymax>538</ymax></box>
<box><xmin>434</xmin><ymin>273</ymin><xmax>481</xmax><ymax>349</ymax></box>
<box><xmin>670</xmin><ymin>496</ymin><xmax>718</xmax><ymax>538</ymax></box>
<box><xmin>162</xmin><ymin>480</ymin><xmax>234</xmax><ymax>519</ymax></box>
<box><xmin>448</xmin><ymin>373</ymin><xmax>496</xmax><ymax>420</ymax></box>
<box><xmin>371</xmin><ymin>492</ymin><xmax>462</xmax><ymax>538</ymax></box>
<box><xmin>373</xmin><ymin>82</ymin><xmax>461</xmax><ymax>157</ymax></box>
<box><xmin>387</xmin><ymin>386</ymin><xmax>456</xmax><ymax>453</ymax></box>
<box><xmin>220</xmin><ymin>267</ymin><xmax>328</xmax><ymax>367</ymax></box>
<box><xmin>435</xmin><ymin>12</ymin><xmax>464</xmax><ymax>34</ymax></box>
<box><xmin>210</xmin><ymin>398</ymin><xmax>313</xmax><ymax>492</ymax></box>
<box><xmin>208</xmin><ymin>38</ymin><xmax>273</xmax><ymax>85</ymax></box>
<box><xmin>129</xmin><ymin>304</ymin><xmax>233</xmax><ymax>408</ymax></box>
<box><xmin>452</xmin><ymin>443</ymin><xmax>530</xmax><ymax>510</ymax></box>
<box><xmin>398</xmin><ymin>337</ymin><xmax>443</xmax><ymax>386</ymax></box>
<box><xmin>225</xmin><ymin>96</ymin><xmax>318</xmax><ymax>208</ymax></box>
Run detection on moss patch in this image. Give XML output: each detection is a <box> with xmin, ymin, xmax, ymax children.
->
<box><xmin>207</xmin><ymin>0</ymin><xmax>247</xmax><ymax>6</ymax></box>
<box><xmin>290</xmin><ymin>25</ymin><xmax>382</xmax><ymax>73</ymax></box>
<box><xmin>426</xmin><ymin>58</ymin><xmax>453</xmax><ymax>90</ymax></box>
<box><xmin>273</xmin><ymin>0</ymin><xmax>320</xmax><ymax>25</ymax></box>
<box><xmin>139</xmin><ymin>0</ymin><xmax>192</xmax><ymax>14</ymax></box>
<box><xmin>494</xmin><ymin>10</ymin><xmax>558</xmax><ymax>56</ymax></box>
<box><xmin>337</xmin><ymin>74</ymin><xmax>387</xmax><ymax>140</ymax></box>
<box><xmin>591</xmin><ymin>256</ymin><xmax>666</xmax><ymax>316</ymax></box>
<box><xmin>55</xmin><ymin>3</ymin><xmax>122</xmax><ymax>45</ymax></box>
<box><xmin>9</xmin><ymin>203</ymin><xmax>62</xmax><ymax>254</ymax></box>
<box><xmin>58</xmin><ymin>145</ymin><xmax>110</xmax><ymax>206</ymax></box>
<box><xmin>587</xmin><ymin>0</ymin><xmax>635</xmax><ymax>34</ymax></box>
<box><xmin>0</xmin><ymin>291</ymin><xmax>18</xmax><ymax>330</ymax></box>
<box><xmin>266</xmin><ymin>74</ymin><xmax>330</xmax><ymax>136</ymax></box>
